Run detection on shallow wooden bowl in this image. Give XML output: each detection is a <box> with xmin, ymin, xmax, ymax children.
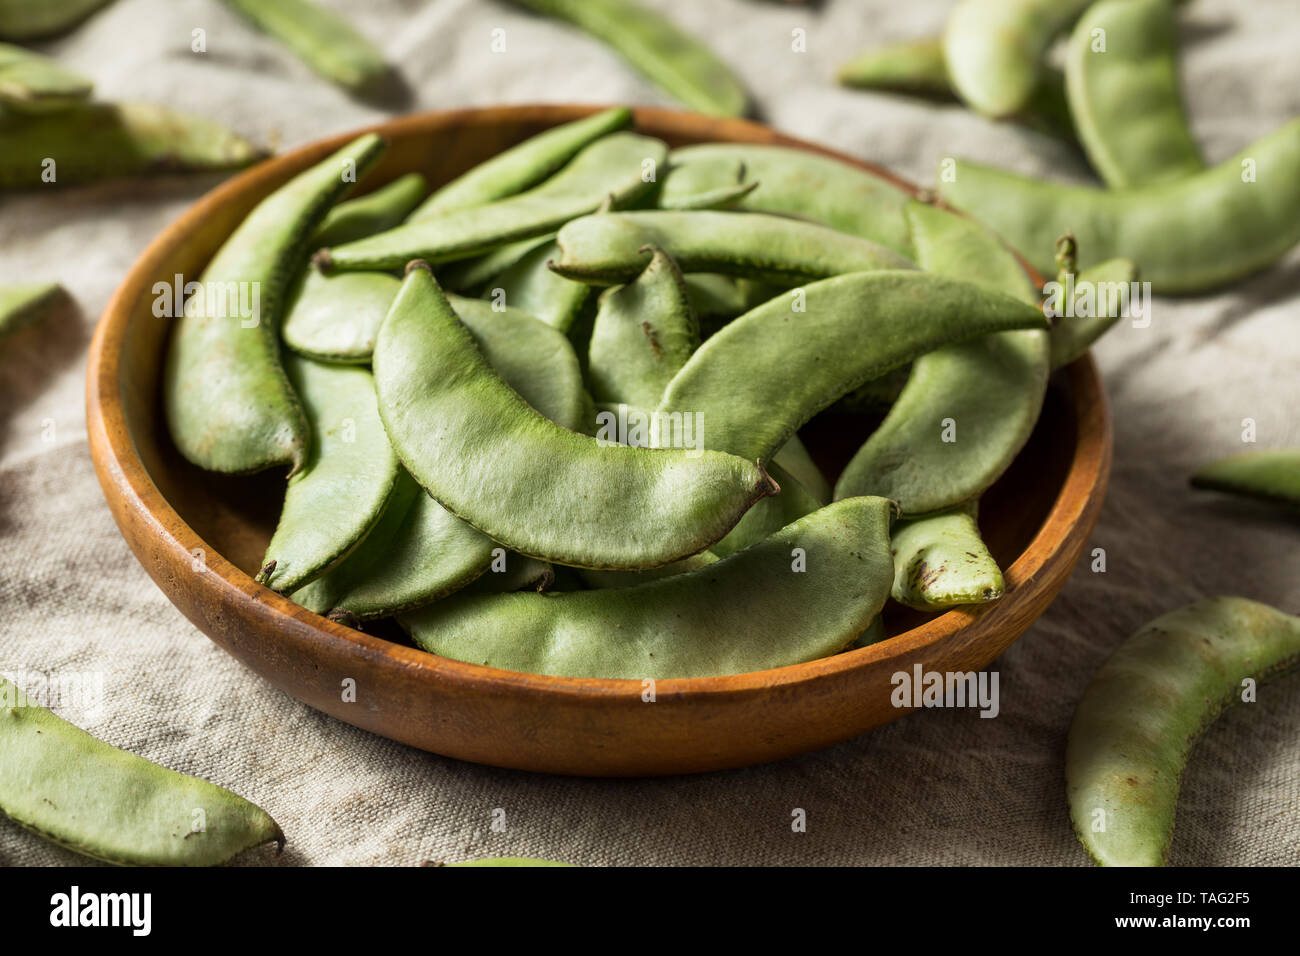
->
<box><xmin>87</xmin><ymin>105</ymin><xmax>1111</xmax><ymax>777</ymax></box>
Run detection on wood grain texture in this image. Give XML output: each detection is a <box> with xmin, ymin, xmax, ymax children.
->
<box><xmin>86</xmin><ymin>105</ymin><xmax>1111</xmax><ymax>777</ymax></box>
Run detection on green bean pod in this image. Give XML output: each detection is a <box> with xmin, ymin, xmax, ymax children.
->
<box><xmin>588</xmin><ymin>247</ymin><xmax>698</xmax><ymax>409</ymax></box>
<box><xmin>321</xmin><ymin>132</ymin><xmax>668</xmax><ymax>271</ymax></box>
<box><xmin>943</xmin><ymin>0</ymin><xmax>1091</xmax><ymax>118</ymax></box>
<box><xmin>440</xmin><ymin>235</ymin><xmax>555</xmax><ymax>294</ymax></box>
<box><xmin>890</xmin><ymin>505</ymin><xmax>1004</xmax><ymax>610</ymax></box>
<box><xmin>258</xmin><ymin>355</ymin><xmax>401</xmax><ymax>593</ymax></box>
<box><xmin>552</xmin><ymin>210</ymin><xmax>915</xmax><ymax>286</ymax></box>
<box><xmin>281</xmin><ymin>271</ymin><xmax>399</xmax><ymax>364</ymax></box>
<box><xmin>410</xmin><ymin>107</ymin><xmax>632</xmax><ymax>220</ymax></box>
<box><xmin>0</xmin><ymin>0</ymin><xmax>109</xmax><ymax>40</ymax></box>
<box><xmin>0</xmin><ymin>41</ymin><xmax>91</xmax><ymax>113</ymax></box>
<box><xmin>484</xmin><ymin>237</ymin><xmax>595</xmax><ymax>332</ymax></box>
<box><xmin>401</xmin><ymin>497</ymin><xmax>896</xmax><ymax>680</ymax></box>
<box><xmin>0</xmin><ymin>102</ymin><xmax>265</xmax><ymax>188</ymax></box>
<box><xmin>1065</xmin><ymin>0</ymin><xmax>1202</xmax><ymax>187</ymax></box>
<box><xmin>1190</xmin><ymin>449</ymin><xmax>1300</xmax><ymax>511</ymax></box>
<box><xmin>936</xmin><ymin>120</ymin><xmax>1300</xmax><ymax>293</ymax></box>
<box><xmin>0</xmin><ymin>282</ymin><xmax>61</xmax><ymax>340</ymax></box>
<box><xmin>834</xmin><ymin>201</ymin><xmax>1047</xmax><ymax>516</ymax></box>
<box><xmin>1066</xmin><ymin>596</ymin><xmax>1300</xmax><ymax>866</ymax></box>
<box><xmin>376</xmin><ymin>264</ymin><xmax>775</xmax><ymax>570</ymax></box>
<box><xmin>655</xmin><ymin>270</ymin><xmax>1049</xmax><ymax>465</ymax></box>
<box><xmin>164</xmin><ymin>133</ymin><xmax>385</xmax><ymax>475</ymax></box>
<box><xmin>0</xmin><ymin>679</ymin><xmax>283</xmax><ymax>866</ymax></box>
<box><xmin>293</xmin><ymin>294</ymin><xmax>588</xmax><ymax>618</ymax></box>
<box><xmin>219</xmin><ymin>0</ymin><xmax>393</xmax><ymax>95</ymax></box>
<box><xmin>311</xmin><ymin>172</ymin><xmax>428</xmax><ymax>249</ymax></box>
<box><xmin>660</xmin><ymin>143</ymin><xmax>916</xmax><ymax>255</ymax></box>
<box><xmin>509</xmin><ymin>0</ymin><xmax>748</xmax><ymax>118</ymax></box>
<box><xmin>837</xmin><ymin>37</ymin><xmax>952</xmax><ymax>98</ymax></box>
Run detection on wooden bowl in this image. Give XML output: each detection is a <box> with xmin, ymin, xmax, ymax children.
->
<box><xmin>87</xmin><ymin>105</ymin><xmax>1111</xmax><ymax>777</ymax></box>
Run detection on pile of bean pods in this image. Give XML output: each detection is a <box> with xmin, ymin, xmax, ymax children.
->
<box><xmin>840</xmin><ymin>0</ymin><xmax>1300</xmax><ymax>294</ymax></box>
<box><xmin>162</xmin><ymin>107</ymin><xmax>1135</xmax><ymax>681</ymax></box>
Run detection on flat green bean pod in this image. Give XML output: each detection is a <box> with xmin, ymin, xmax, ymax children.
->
<box><xmin>1048</xmin><ymin>255</ymin><xmax>1139</xmax><ymax>370</ymax></box>
<box><xmin>508</xmin><ymin>0</ymin><xmax>748</xmax><ymax>117</ymax></box>
<box><xmin>551</xmin><ymin>210</ymin><xmax>915</xmax><ymax>286</ymax></box>
<box><xmin>0</xmin><ymin>678</ymin><xmax>283</xmax><ymax>866</ymax></box>
<box><xmin>1066</xmin><ymin>596</ymin><xmax>1300</xmax><ymax>866</ymax></box>
<box><xmin>220</xmin><ymin>0</ymin><xmax>394</xmax><ymax>95</ymax></box>
<box><xmin>281</xmin><ymin>271</ymin><xmax>400</xmax><ymax>364</ymax></box>
<box><xmin>311</xmin><ymin>172</ymin><xmax>428</xmax><ymax>249</ymax></box>
<box><xmin>401</xmin><ymin>497</ymin><xmax>896</xmax><ymax>679</ymax></box>
<box><xmin>588</xmin><ymin>247</ymin><xmax>698</xmax><ymax>409</ymax></box>
<box><xmin>410</xmin><ymin>107</ymin><xmax>632</xmax><ymax>220</ymax></box>
<box><xmin>0</xmin><ymin>0</ymin><xmax>109</xmax><ymax>40</ymax></box>
<box><xmin>1065</xmin><ymin>0</ymin><xmax>1202</xmax><ymax>188</ymax></box>
<box><xmin>1190</xmin><ymin>449</ymin><xmax>1300</xmax><ymax>511</ymax></box>
<box><xmin>293</xmin><ymin>294</ymin><xmax>588</xmax><ymax>618</ymax></box>
<box><xmin>165</xmin><ymin>133</ymin><xmax>385</xmax><ymax>475</ymax></box>
<box><xmin>374</xmin><ymin>264</ymin><xmax>774</xmax><ymax>570</ymax></box>
<box><xmin>834</xmin><ymin>201</ymin><xmax>1047</xmax><ymax>516</ymax></box>
<box><xmin>0</xmin><ymin>102</ymin><xmax>265</xmax><ymax>188</ymax></box>
<box><xmin>709</xmin><ymin>461</ymin><xmax>824</xmax><ymax>559</ymax></box>
<box><xmin>485</xmin><ymin>237</ymin><xmax>595</xmax><ymax>332</ymax></box>
<box><xmin>322</xmin><ymin>132</ymin><xmax>667</xmax><ymax>271</ymax></box>
<box><xmin>0</xmin><ymin>282</ymin><xmax>61</xmax><ymax>340</ymax></box>
<box><xmin>943</xmin><ymin>0</ymin><xmax>1091</xmax><ymax>118</ymax></box>
<box><xmin>0</xmin><ymin>41</ymin><xmax>92</xmax><ymax>113</ymax></box>
<box><xmin>937</xmin><ymin>120</ymin><xmax>1300</xmax><ymax>292</ymax></box>
<box><xmin>890</xmin><ymin>505</ymin><xmax>1004</xmax><ymax>610</ymax></box>
<box><xmin>654</xmin><ymin>270</ymin><xmax>1049</xmax><ymax>465</ymax></box>
<box><xmin>258</xmin><ymin>355</ymin><xmax>400</xmax><ymax>593</ymax></box>
<box><xmin>660</xmin><ymin>144</ymin><xmax>915</xmax><ymax>255</ymax></box>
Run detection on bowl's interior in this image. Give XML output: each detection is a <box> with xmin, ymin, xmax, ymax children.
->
<box><xmin>123</xmin><ymin>107</ymin><xmax>1077</xmax><ymax>653</ymax></box>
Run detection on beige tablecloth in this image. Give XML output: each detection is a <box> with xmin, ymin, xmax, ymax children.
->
<box><xmin>2</xmin><ymin>0</ymin><xmax>1297</xmax><ymax>867</ymax></box>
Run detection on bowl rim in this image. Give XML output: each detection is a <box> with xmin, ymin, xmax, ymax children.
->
<box><xmin>86</xmin><ymin>104</ymin><xmax>1112</xmax><ymax>706</ymax></box>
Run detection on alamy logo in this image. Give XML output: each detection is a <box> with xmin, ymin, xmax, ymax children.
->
<box><xmin>152</xmin><ymin>274</ymin><xmax>262</xmax><ymax>328</ymax></box>
<box><xmin>891</xmin><ymin>665</ymin><xmax>1000</xmax><ymax>718</ymax></box>
<box><xmin>593</xmin><ymin>404</ymin><xmax>705</xmax><ymax>457</ymax></box>
<box><xmin>1042</xmin><ymin>274</ymin><xmax>1151</xmax><ymax>328</ymax></box>
<box><xmin>50</xmin><ymin>886</ymin><xmax>151</xmax><ymax>936</ymax></box>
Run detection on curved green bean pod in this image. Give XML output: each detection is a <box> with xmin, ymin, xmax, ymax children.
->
<box><xmin>508</xmin><ymin>0</ymin><xmax>748</xmax><ymax>117</ymax></box>
<box><xmin>0</xmin><ymin>0</ymin><xmax>109</xmax><ymax>40</ymax></box>
<box><xmin>943</xmin><ymin>0</ymin><xmax>1091</xmax><ymax>118</ymax></box>
<box><xmin>660</xmin><ymin>144</ymin><xmax>915</xmax><ymax>255</ymax></box>
<box><xmin>936</xmin><ymin>120</ymin><xmax>1300</xmax><ymax>292</ymax></box>
<box><xmin>837</xmin><ymin>37</ymin><xmax>952</xmax><ymax>98</ymax></box>
<box><xmin>551</xmin><ymin>210</ymin><xmax>915</xmax><ymax>286</ymax></box>
<box><xmin>311</xmin><ymin>172</ymin><xmax>428</xmax><ymax>249</ymax></box>
<box><xmin>281</xmin><ymin>271</ymin><xmax>399</xmax><ymax>364</ymax></box>
<box><xmin>1190</xmin><ymin>449</ymin><xmax>1300</xmax><ymax>511</ymax></box>
<box><xmin>374</xmin><ymin>264</ymin><xmax>776</xmax><ymax>570</ymax></box>
<box><xmin>0</xmin><ymin>42</ymin><xmax>91</xmax><ymax>113</ymax></box>
<box><xmin>1066</xmin><ymin>596</ymin><xmax>1300</xmax><ymax>866</ymax></box>
<box><xmin>321</xmin><ymin>133</ymin><xmax>667</xmax><ymax>272</ymax></box>
<box><xmin>890</xmin><ymin>505</ymin><xmax>1004</xmax><ymax>610</ymax></box>
<box><xmin>655</xmin><ymin>270</ymin><xmax>1048</xmax><ymax>465</ymax></box>
<box><xmin>164</xmin><ymin>133</ymin><xmax>384</xmax><ymax>475</ymax></box>
<box><xmin>834</xmin><ymin>201</ymin><xmax>1047</xmax><ymax>516</ymax></box>
<box><xmin>293</xmin><ymin>293</ymin><xmax>588</xmax><ymax>618</ymax></box>
<box><xmin>0</xmin><ymin>678</ymin><xmax>282</xmax><ymax>866</ymax></box>
<box><xmin>401</xmin><ymin>497</ymin><xmax>895</xmax><ymax>679</ymax></box>
<box><xmin>410</xmin><ymin>107</ymin><xmax>632</xmax><ymax>220</ymax></box>
<box><xmin>0</xmin><ymin>102</ymin><xmax>265</xmax><ymax>188</ymax></box>
<box><xmin>219</xmin><ymin>0</ymin><xmax>393</xmax><ymax>95</ymax></box>
<box><xmin>0</xmin><ymin>282</ymin><xmax>61</xmax><ymax>340</ymax></box>
<box><xmin>1065</xmin><ymin>0</ymin><xmax>1202</xmax><ymax>187</ymax></box>
<box><xmin>588</xmin><ymin>247</ymin><xmax>698</xmax><ymax>409</ymax></box>
<box><xmin>257</xmin><ymin>355</ymin><xmax>400</xmax><ymax>593</ymax></box>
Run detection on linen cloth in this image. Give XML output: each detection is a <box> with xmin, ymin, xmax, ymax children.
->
<box><xmin>1</xmin><ymin>0</ymin><xmax>1297</xmax><ymax>867</ymax></box>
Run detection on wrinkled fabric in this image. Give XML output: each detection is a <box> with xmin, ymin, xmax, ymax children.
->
<box><xmin>1</xmin><ymin>0</ymin><xmax>1296</xmax><ymax>867</ymax></box>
